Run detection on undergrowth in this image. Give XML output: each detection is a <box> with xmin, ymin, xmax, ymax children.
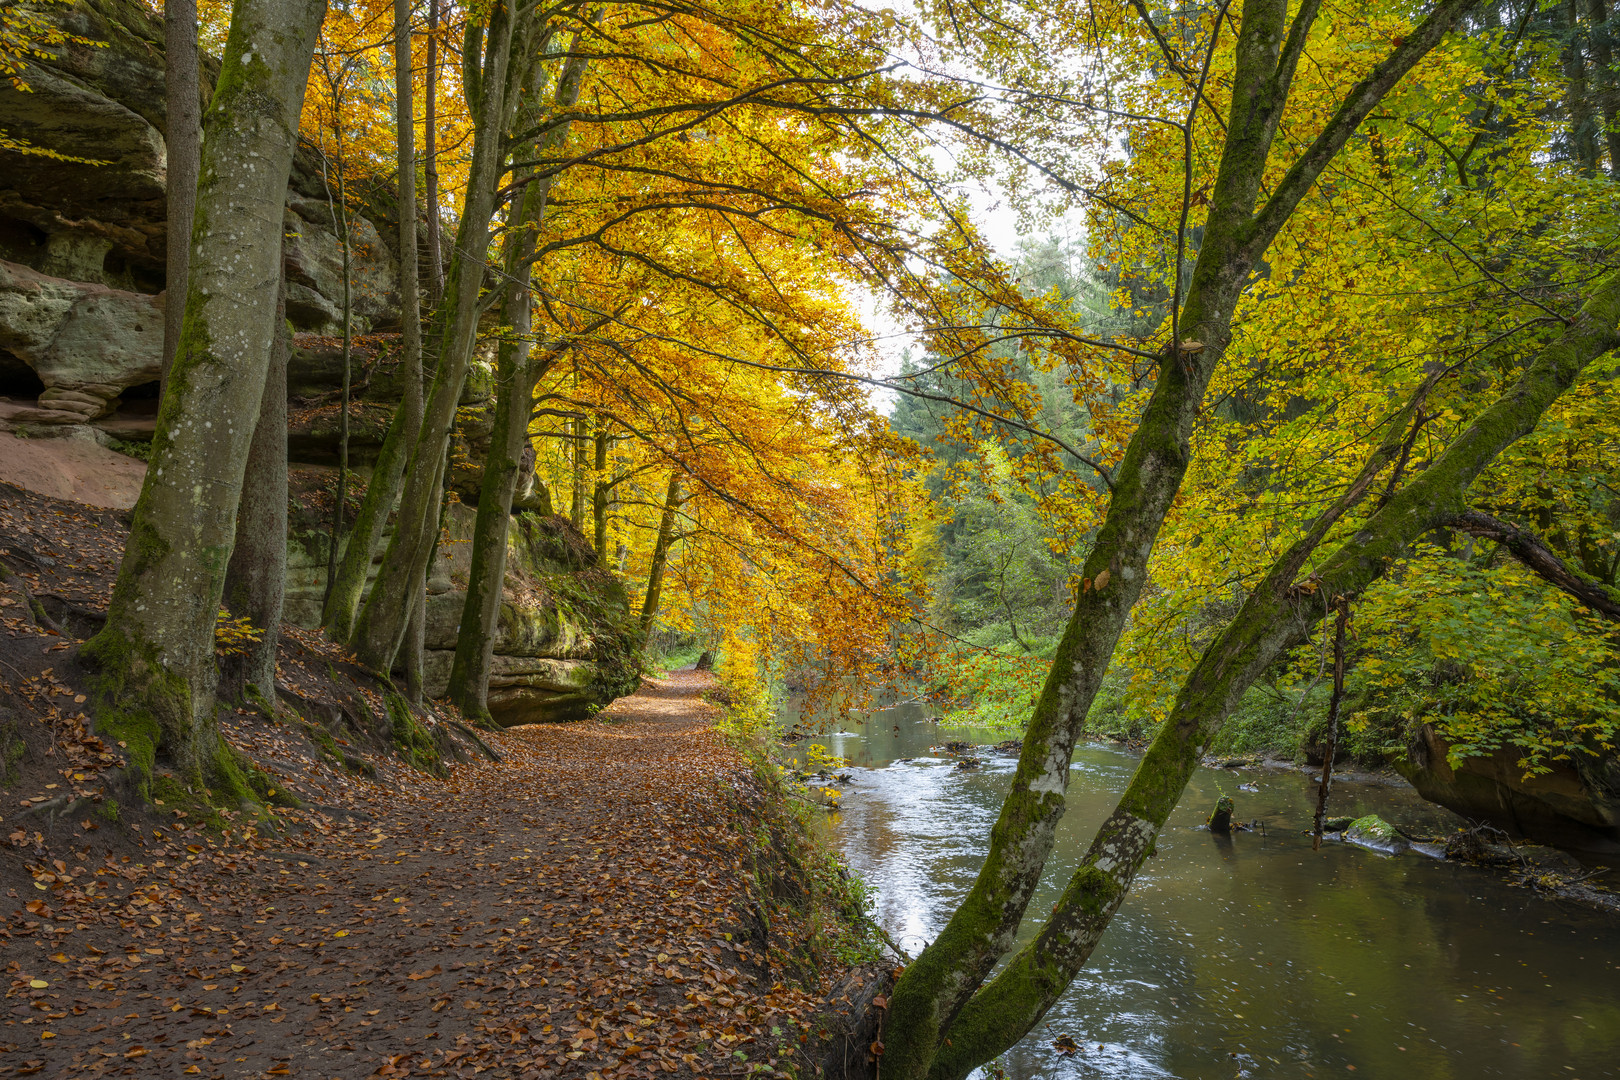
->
<box><xmin>713</xmin><ymin>697</ymin><xmax>886</xmax><ymax>984</ymax></box>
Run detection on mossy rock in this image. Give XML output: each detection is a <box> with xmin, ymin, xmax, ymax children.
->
<box><xmin>1344</xmin><ymin>814</ymin><xmax>1409</xmax><ymax>855</ymax></box>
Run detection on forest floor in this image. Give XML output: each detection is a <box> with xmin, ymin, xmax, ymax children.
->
<box><xmin>0</xmin><ymin>481</ymin><xmax>884</xmax><ymax>1080</ymax></box>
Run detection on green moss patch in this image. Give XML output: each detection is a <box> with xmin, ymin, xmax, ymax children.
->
<box><xmin>386</xmin><ymin>690</ymin><xmax>447</xmax><ymax>777</ymax></box>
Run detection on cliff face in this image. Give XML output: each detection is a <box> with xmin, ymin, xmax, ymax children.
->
<box><xmin>0</xmin><ymin>0</ymin><xmax>400</xmax><ymax>425</ymax></box>
<box><xmin>0</xmin><ymin>0</ymin><xmax>640</xmax><ymax>723</ymax></box>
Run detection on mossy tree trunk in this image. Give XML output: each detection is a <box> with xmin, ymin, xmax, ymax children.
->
<box><xmin>393</xmin><ymin>0</ymin><xmax>426</xmax><ymax>699</ymax></box>
<box><xmin>161</xmin><ymin>0</ymin><xmax>201</xmax><ymax>393</ymax></box>
<box><xmin>424</xmin><ymin>0</ymin><xmax>444</xmax><ymax>303</ymax></box>
<box><xmin>221</xmin><ymin>272</ymin><xmax>291</xmax><ymax>702</ymax></box>
<box><xmin>81</xmin><ymin>0</ymin><xmax>327</xmax><ymax>802</ymax></box>
<box><xmin>592</xmin><ymin>423</ymin><xmax>610</xmax><ymax>560</ymax></box>
<box><xmin>347</xmin><ymin>0</ymin><xmax>537</xmax><ymax>673</ymax></box>
<box><xmin>880</xmin><ymin>1</ymin><xmax>1480</xmax><ymax>1076</ymax></box>
<box><xmin>924</xmin><ymin>272</ymin><xmax>1620</xmax><ymax>1080</ymax></box>
<box><xmin>448</xmin><ymin>48</ymin><xmax>588</xmax><ymax>722</ymax></box>
<box><xmin>638</xmin><ymin>473</ymin><xmax>683</xmax><ymax>636</ymax></box>
<box><xmin>321</xmin><ymin>133</ymin><xmax>353</xmax><ymax>604</ymax></box>
<box><xmin>570</xmin><ymin>414</ymin><xmax>587</xmax><ymax>528</ymax></box>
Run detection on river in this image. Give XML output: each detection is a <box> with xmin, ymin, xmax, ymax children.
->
<box><xmin>791</xmin><ymin>700</ymin><xmax>1620</xmax><ymax>1080</ymax></box>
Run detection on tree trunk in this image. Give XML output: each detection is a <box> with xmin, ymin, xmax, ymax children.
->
<box><xmin>402</xmin><ymin>465</ymin><xmax>446</xmax><ymax>696</ymax></box>
<box><xmin>222</xmin><ymin>272</ymin><xmax>290</xmax><ymax>702</ymax></box>
<box><xmin>880</xmin><ymin>1</ymin><xmax>1479</xmax><ymax>1075</ymax></box>
<box><xmin>424</xmin><ymin>0</ymin><xmax>444</xmax><ymax>303</ymax></box>
<box><xmin>80</xmin><ymin>0</ymin><xmax>326</xmax><ymax>803</ymax></box>
<box><xmin>592</xmin><ymin>424</ymin><xmax>609</xmax><ymax>560</ymax></box>
<box><xmin>404</xmin><ymin>592</ymin><xmax>426</xmax><ymax>704</ymax></box>
<box><xmin>446</xmin><ymin>339</ymin><xmax>537</xmax><ymax>721</ymax></box>
<box><xmin>321</xmin><ymin>402</ymin><xmax>409</xmax><ymax>638</ymax></box>
<box><xmin>570</xmin><ymin>415</ymin><xmax>586</xmax><ymax>528</ymax></box>
<box><xmin>447</xmin><ymin>47</ymin><xmax>588</xmax><ymax>722</ymax></box>
<box><xmin>1565</xmin><ymin>0</ymin><xmax>1600</xmax><ymax>175</ymax></box>
<box><xmin>161</xmin><ymin>0</ymin><xmax>201</xmax><ymax>394</ymax></box>
<box><xmin>350</xmin><ymin>0</ymin><xmax>532</xmax><ymax>675</ymax></box>
<box><xmin>1589</xmin><ymin>0</ymin><xmax>1620</xmax><ymax>176</ymax></box>
<box><xmin>638</xmin><ymin>473</ymin><xmax>682</xmax><ymax>636</ymax></box>
<box><xmin>392</xmin><ymin>0</ymin><xmax>426</xmax><ymax>695</ymax></box>
<box><xmin>322</xmin><ymin>150</ymin><xmax>353</xmax><ymax>602</ymax></box>
<box><xmin>925</xmin><ymin>271</ymin><xmax>1620</xmax><ymax>1080</ymax></box>
<box><xmin>159</xmin><ymin>0</ymin><xmax>200</xmax><ymax>393</ymax></box>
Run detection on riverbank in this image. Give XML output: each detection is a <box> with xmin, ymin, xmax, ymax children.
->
<box><xmin>809</xmin><ymin>715</ymin><xmax>1620</xmax><ymax>1080</ymax></box>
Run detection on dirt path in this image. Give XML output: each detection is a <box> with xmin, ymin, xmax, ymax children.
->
<box><xmin>2</xmin><ymin>672</ymin><xmax>833</xmax><ymax>1079</ymax></box>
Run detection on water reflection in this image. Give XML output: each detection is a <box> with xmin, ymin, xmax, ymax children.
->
<box><xmin>785</xmin><ymin>699</ymin><xmax>1620</xmax><ymax>1080</ymax></box>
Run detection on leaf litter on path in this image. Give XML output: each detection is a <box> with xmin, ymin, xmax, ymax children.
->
<box><xmin>1</xmin><ymin>671</ymin><xmax>843</xmax><ymax>1079</ymax></box>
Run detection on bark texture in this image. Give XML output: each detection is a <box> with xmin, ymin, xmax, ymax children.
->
<box><xmin>392</xmin><ymin>0</ymin><xmax>427</xmax><ymax>689</ymax></box>
<box><xmin>638</xmin><ymin>473</ymin><xmax>682</xmax><ymax>636</ymax></box>
<box><xmin>161</xmin><ymin>0</ymin><xmax>201</xmax><ymax>391</ymax></box>
<box><xmin>81</xmin><ymin>0</ymin><xmax>327</xmax><ymax>800</ymax></box>
<box><xmin>592</xmin><ymin>425</ymin><xmax>610</xmax><ymax>560</ymax></box>
<box><xmin>222</xmin><ymin>280</ymin><xmax>291</xmax><ymax>700</ymax></box>
<box><xmin>350</xmin><ymin>0</ymin><xmax>535</xmax><ymax>673</ymax></box>
<box><xmin>447</xmin><ymin>47</ymin><xmax>587</xmax><ymax>721</ymax></box>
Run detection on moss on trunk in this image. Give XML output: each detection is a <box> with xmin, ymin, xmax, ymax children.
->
<box><xmin>80</xmin><ymin>0</ymin><xmax>326</xmax><ymax>805</ymax></box>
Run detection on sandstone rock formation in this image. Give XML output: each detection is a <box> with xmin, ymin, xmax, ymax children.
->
<box><xmin>0</xmin><ymin>260</ymin><xmax>163</xmax><ymax>422</ymax></box>
<box><xmin>0</xmin><ymin>0</ymin><xmax>402</xmax><ymax>426</ymax></box>
<box><xmin>0</xmin><ymin>0</ymin><xmax>639</xmax><ymax>722</ymax></box>
<box><xmin>1397</xmin><ymin>724</ymin><xmax>1620</xmax><ymax>856</ymax></box>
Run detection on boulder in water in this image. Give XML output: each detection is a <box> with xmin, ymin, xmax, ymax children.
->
<box><xmin>1343</xmin><ymin>814</ymin><xmax>1410</xmax><ymax>855</ymax></box>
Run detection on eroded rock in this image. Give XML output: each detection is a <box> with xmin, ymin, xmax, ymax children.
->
<box><xmin>287</xmin><ymin>492</ymin><xmax>638</xmax><ymax>724</ymax></box>
<box><xmin>1398</xmin><ymin>723</ymin><xmax>1620</xmax><ymax>856</ymax></box>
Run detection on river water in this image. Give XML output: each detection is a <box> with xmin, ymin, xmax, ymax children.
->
<box><xmin>791</xmin><ymin>701</ymin><xmax>1620</xmax><ymax>1080</ymax></box>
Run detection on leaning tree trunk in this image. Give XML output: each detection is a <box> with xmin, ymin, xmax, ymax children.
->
<box><xmin>160</xmin><ymin>0</ymin><xmax>200</xmax><ymax>393</ymax></box>
<box><xmin>350</xmin><ymin>0</ymin><xmax>535</xmax><ymax>674</ymax></box>
<box><xmin>222</xmin><ymin>274</ymin><xmax>291</xmax><ymax>702</ymax></box>
<box><xmin>393</xmin><ymin>0</ymin><xmax>427</xmax><ymax>698</ymax></box>
<box><xmin>81</xmin><ymin>0</ymin><xmax>326</xmax><ymax>802</ymax></box>
<box><xmin>880</xmin><ymin>1</ymin><xmax>1479</xmax><ymax>1076</ymax></box>
<box><xmin>638</xmin><ymin>473</ymin><xmax>683</xmax><ymax>636</ymax></box>
<box><xmin>444</xmin><ymin>253</ymin><xmax>544</xmax><ymax>723</ymax></box>
<box><xmin>926</xmin><ymin>272</ymin><xmax>1620</xmax><ymax>1080</ymax></box>
<box><xmin>447</xmin><ymin>48</ymin><xmax>588</xmax><ymax>722</ymax></box>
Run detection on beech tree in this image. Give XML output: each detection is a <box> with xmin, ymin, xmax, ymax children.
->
<box><xmin>882</xmin><ymin>0</ymin><xmax>1479</xmax><ymax>1072</ymax></box>
<box><xmin>445</xmin><ymin>43</ymin><xmax>589</xmax><ymax>722</ymax></box>
<box><xmin>161</xmin><ymin>0</ymin><xmax>200</xmax><ymax>388</ymax></box>
<box><xmin>82</xmin><ymin>0</ymin><xmax>327</xmax><ymax>800</ymax></box>
<box><xmin>877</xmin><ymin>0</ymin><xmax>1620</xmax><ymax>1075</ymax></box>
<box><xmin>334</xmin><ymin>0</ymin><xmax>546</xmax><ymax>664</ymax></box>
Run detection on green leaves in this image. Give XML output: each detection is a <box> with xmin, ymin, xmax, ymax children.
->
<box><xmin>1350</xmin><ymin>545</ymin><xmax>1620</xmax><ymax>776</ymax></box>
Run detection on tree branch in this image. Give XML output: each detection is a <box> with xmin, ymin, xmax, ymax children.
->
<box><xmin>1445</xmin><ymin>509</ymin><xmax>1620</xmax><ymax>621</ymax></box>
